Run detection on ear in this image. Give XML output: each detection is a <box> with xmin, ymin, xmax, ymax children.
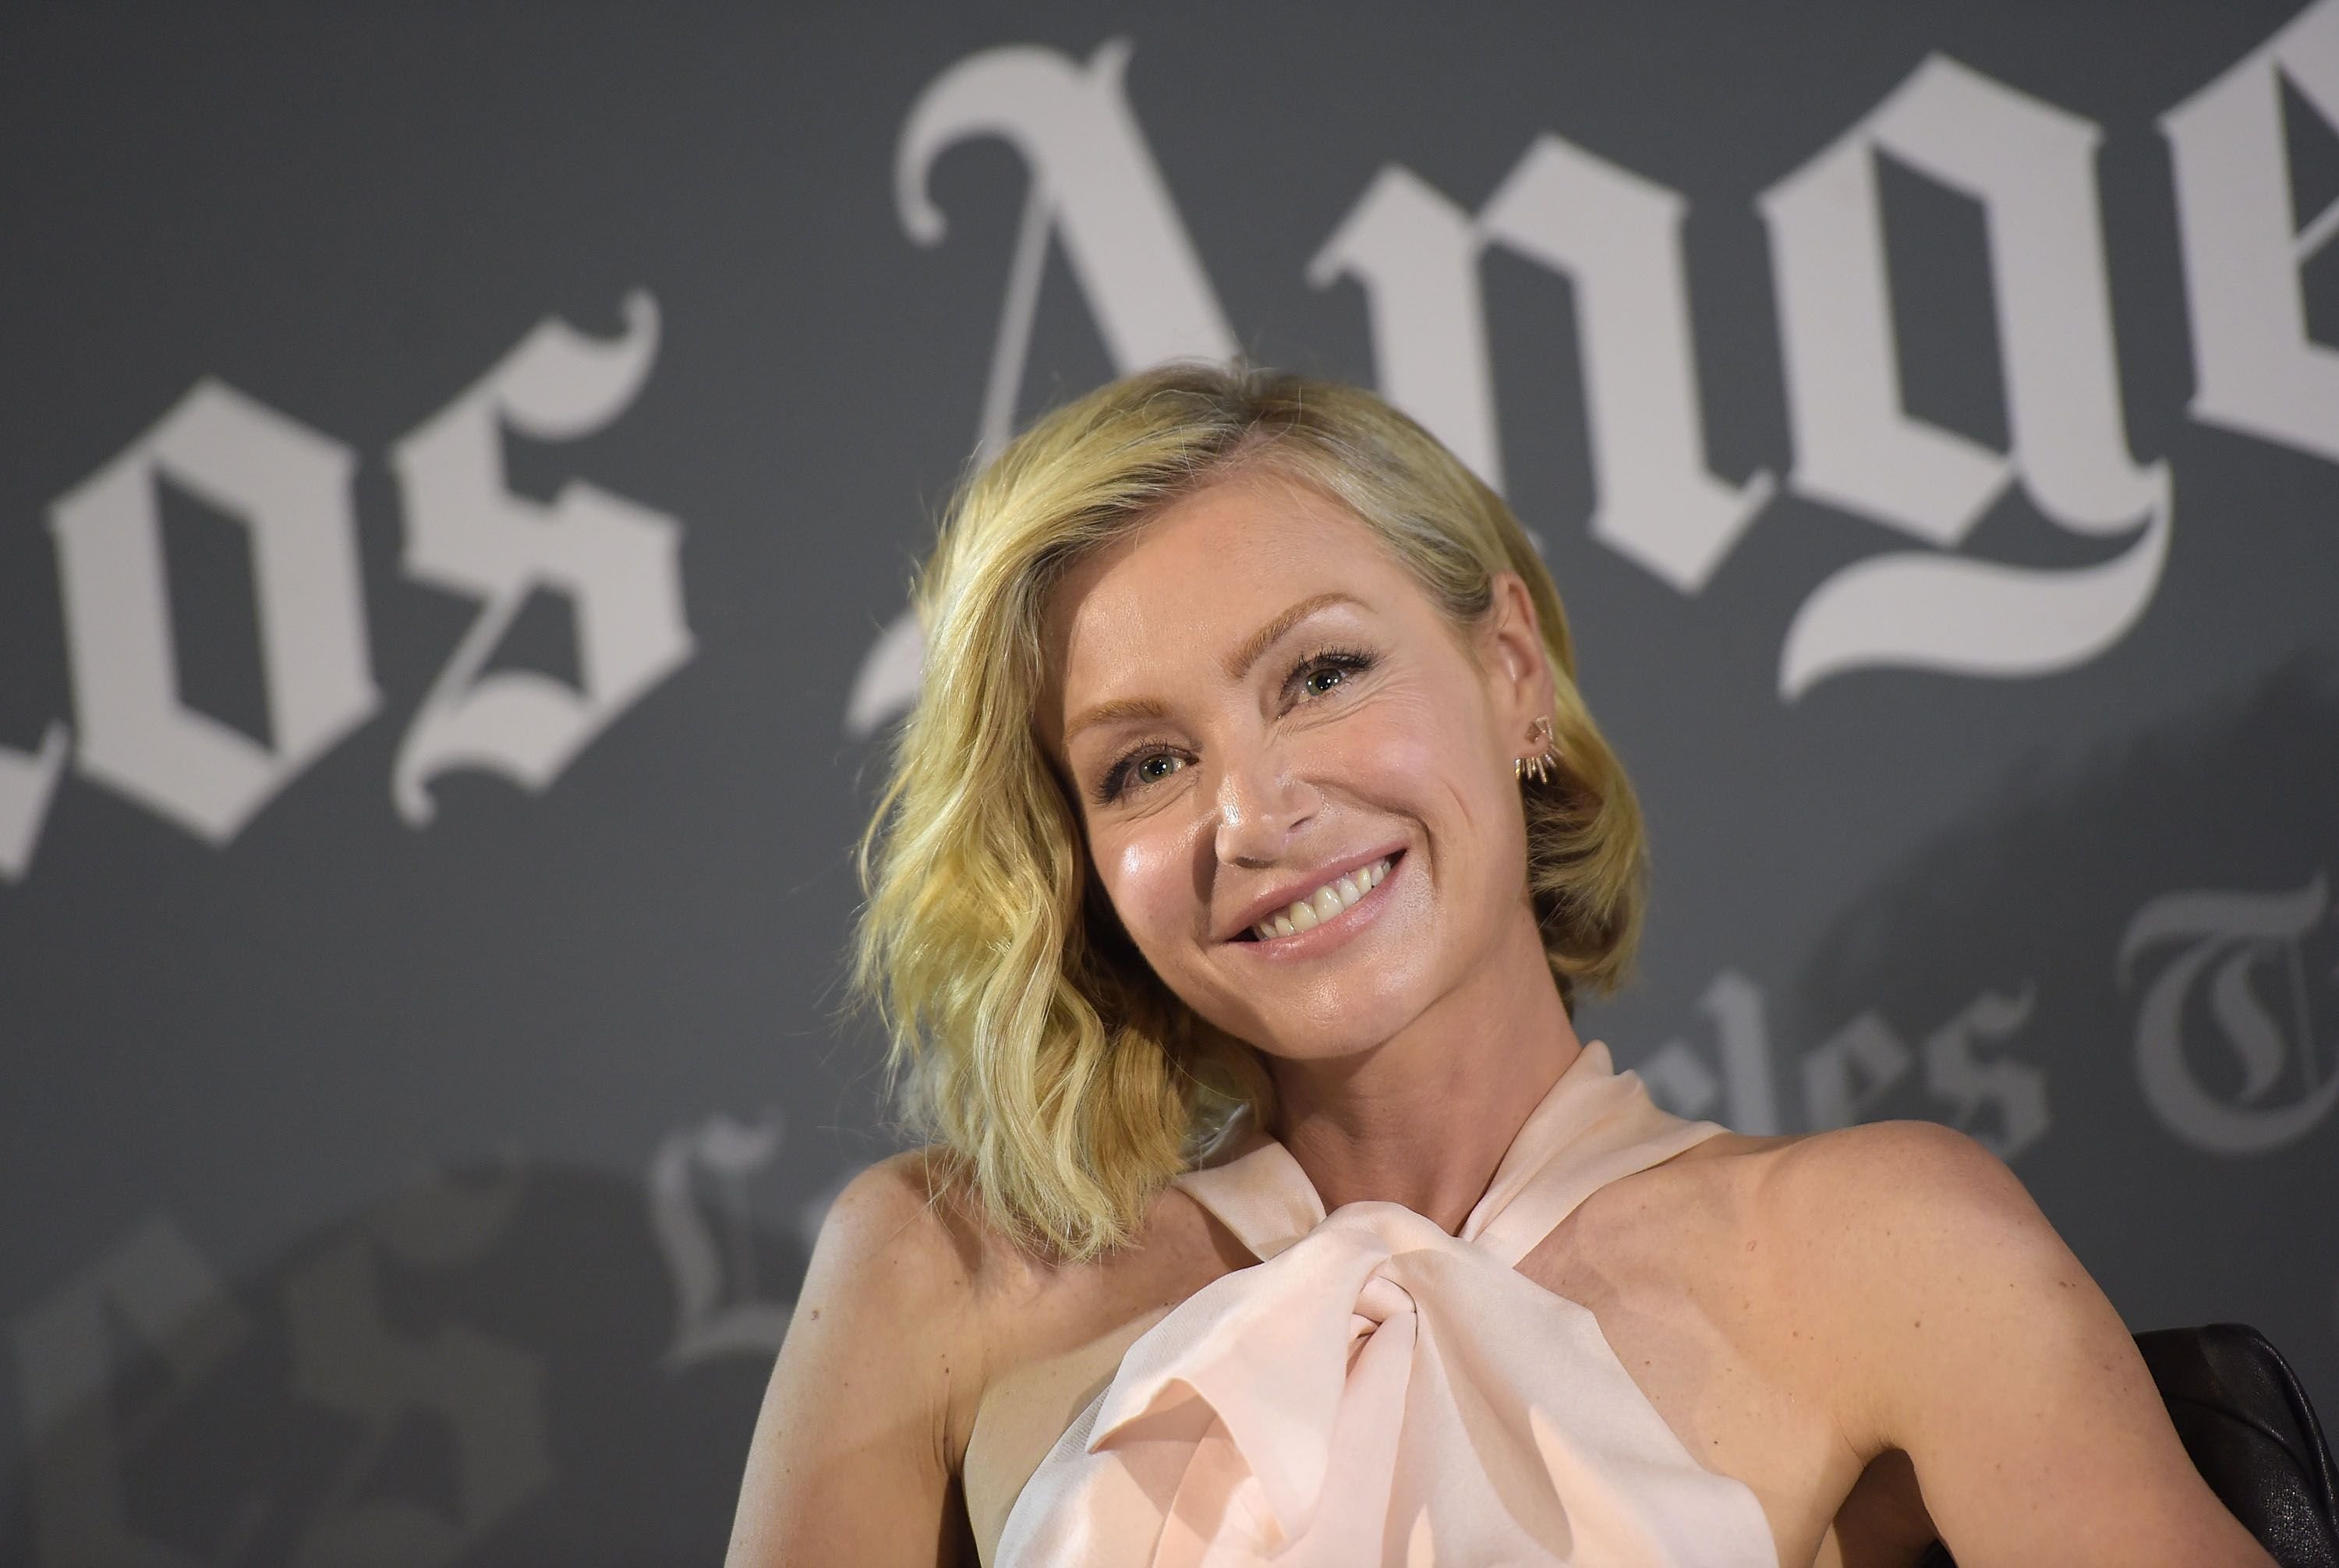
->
<box><xmin>1479</xmin><ymin>571</ymin><xmax>1557</xmax><ymax>743</ymax></box>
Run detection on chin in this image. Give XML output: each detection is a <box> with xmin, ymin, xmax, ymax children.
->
<box><xmin>1213</xmin><ymin>964</ymin><xmax>1439</xmax><ymax>1064</ymax></box>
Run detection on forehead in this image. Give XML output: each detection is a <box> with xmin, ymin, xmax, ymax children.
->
<box><xmin>1039</xmin><ymin>472</ymin><xmax>1419</xmax><ymax>721</ymax></box>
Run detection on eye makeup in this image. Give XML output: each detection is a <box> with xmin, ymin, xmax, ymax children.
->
<box><xmin>1087</xmin><ymin>644</ymin><xmax>1381</xmax><ymax>804</ymax></box>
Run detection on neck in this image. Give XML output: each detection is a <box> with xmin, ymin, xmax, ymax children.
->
<box><xmin>1263</xmin><ymin>907</ymin><xmax>1584</xmax><ymax>1234</ymax></box>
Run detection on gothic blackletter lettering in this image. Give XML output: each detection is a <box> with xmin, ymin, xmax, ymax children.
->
<box><xmin>283</xmin><ymin>1170</ymin><xmax>548</xmax><ymax>1566</ymax></box>
<box><xmin>897</xmin><ymin>38</ymin><xmax>1237</xmax><ymax>461</ymax></box>
<box><xmin>648</xmin><ymin>1111</ymin><xmax>793</xmax><ymax>1369</ymax></box>
<box><xmin>9</xmin><ymin>1219</ymin><xmax>257</xmax><ymax>1567</ymax></box>
<box><xmin>47</xmin><ymin>380</ymin><xmax>378</xmax><ymax>843</ymax></box>
<box><xmin>1759</xmin><ymin>55</ymin><xmax>2171</xmax><ymax>696</ymax></box>
<box><xmin>1922</xmin><ymin>986</ymin><xmax>2047</xmax><ymax>1159</ymax></box>
<box><xmin>1309</xmin><ymin>166</ymin><xmax>1506</xmax><ymax>488</ymax></box>
<box><xmin>0</xmin><ymin>722</ymin><xmax>69</xmax><ymax>882</ymax></box>
<box><xmin>2163</xmin><ymin>0</ymin><xmax>2339</xmax><ymax>462</ymax></box>
<box><xmin>389</xmin><ymin>291</ymin><xmax>694</xmax><ymax>825</ymax></box>
<box><xmin>1799</xmin><ymin>1013</ymin><xmax>1913</xmax><ymax>1131</ymax></box>
<box><xmin>1312</xmin><ymin>136</ymin><xmax>1773</xmax><ymax>591</ymax></box>
<box><xmin>853</xmin><ymin>41</ymin><xmax>1240</xmax><ymax>734</ymax></box>
<box><xmin>1642</xmin><ymin>970</ymin><xmax>1782</xmax><ymax>1134</ymax></box>
<box><xmin>2120</xmin><ymin>876</ymin><xmax>2339</xmax><ymax>1155</ymax></box>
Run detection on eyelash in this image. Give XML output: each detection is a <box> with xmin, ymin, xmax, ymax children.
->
<box><xmin>1091</xmin><ymin>646</ymin><xmax>1377</xmax><ymax>805</ymax></box>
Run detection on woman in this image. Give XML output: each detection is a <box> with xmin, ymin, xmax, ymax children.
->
<box><xmin>728</xmin><ymin>364</ymin><xmax>2270</xmax><ymax>1566</ymax></box>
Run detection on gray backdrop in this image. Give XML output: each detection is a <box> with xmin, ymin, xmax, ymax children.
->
<box><xmin>3</xmin><ymin>2</ymin><xmax>2335</xmax><ymax>1561</ymax></box>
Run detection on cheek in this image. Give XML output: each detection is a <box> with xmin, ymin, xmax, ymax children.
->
<box><xmin>1335</xmin><ymin>685</ymin><xmax>1509</xmax><ymax>827</ymax></box>
<box><xmin>1099</xmin><ymin>826</ymin><xmax>1198</xmax><ymax>957</ymax></box>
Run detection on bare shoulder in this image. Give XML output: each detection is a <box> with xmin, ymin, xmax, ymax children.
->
<box><xmin>780</xmin><ymin>1147</ymin><xmax>1063</xmax><ymax>1462</ymax></box>
<box><xmin>1562</xmin><ymin>1120</ymin><xmax>2067</xmax><ymax>1394</ymax></box>
<box><xmin>725</xmin><ymin>1148</ymin><xmax>1039</xmax><ymax>1566</ymax></box>
<box><xmin>804</xmin><ymin>1147</ymin><xmax>1047</xmax><ymax>1361</ymax></box>
<box><xmin>805</xmin><ymin>1146</ymin><xmax>1206</xmax><ymax>1383</ymax></box>
<box><xmin>1738</xmin><ymin>1118</ymin><xmax>2083</xmax><ymax>1341</ymax></box>
<box><xmin>1635</xmin><ymin>1122</ymin><xmax>2064</xmax><ymax>1343</ymax></box>
<box><xmin>1707</xmin><ymin>1127</ymin><xmax>2271</xmax><ymax>1562</ymax></box>
<box><xmin>813</xmin><ymin>1147</ymin><xmax>987</xmax><ymax>1296</ymax></box>
<box><xmin>1594</xmin><ymin>1119</ymin><xmax>2043</xmax><ymax>1258</ymax></box>
<box><xmin>1736</xmin><ymin>1118</ymin><xmax>2081</xmax><ymax>1350</ymax></box>
<box><xmin>1759</xmin><ymin>1117</ymin><xmax>2033</xmax><ymax>1215</ymax></box>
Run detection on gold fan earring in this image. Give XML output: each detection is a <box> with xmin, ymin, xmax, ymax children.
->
<box><xmin>1515</xmin><ymin>716</ymin><xmax>1558</xmax><ymax>786</ymax></box>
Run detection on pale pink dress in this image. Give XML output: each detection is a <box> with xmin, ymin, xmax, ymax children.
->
<box><xmin>994</xmin><ymin>1042</ymin><xmax>1782</xmax><ymax>1567</ymax></box>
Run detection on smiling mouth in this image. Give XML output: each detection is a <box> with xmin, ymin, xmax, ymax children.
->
<box><xmin>1239</xmin><ymin>853</ymin><xmax>1398</xmax><ymax>942</ymax></box>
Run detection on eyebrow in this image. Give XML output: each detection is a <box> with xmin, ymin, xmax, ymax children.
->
<box><xmin>1222</xmin><ymin>591</ymin><xmax>1364</xmax><ymax>681</ymax></box>
<box><xmin>1060</xmin><ymin>696</ymin><xmax>1171</xmax><ymax>751</ymax></box>
<box><xmin>1059</xmin><ymin>592</ymin><xmax>1366</xmax><ymax>752</ymax></box>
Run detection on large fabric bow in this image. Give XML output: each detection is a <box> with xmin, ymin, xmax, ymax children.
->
<box><xmin>994</xmin><ymin>1045</ymin><xmax>1780</xmax><ymax>1567</ymax></box>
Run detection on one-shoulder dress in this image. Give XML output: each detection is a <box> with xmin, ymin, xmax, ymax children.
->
<box><xmin>993</xmin><ymin>1040</ymin><xmax>1784</xmax><ymax>1567</ymax></box>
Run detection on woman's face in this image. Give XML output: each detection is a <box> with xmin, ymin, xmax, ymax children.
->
<box><xmin>1039</xmin><ymin>470</ymin><xmax>1555</xmax><ymax>1064</ymax></box>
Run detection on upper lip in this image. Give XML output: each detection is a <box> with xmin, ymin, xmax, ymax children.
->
<box><xmin>1216</xmin><ymin>844</ymin><xmax>1406</xmax><ymax>942</ymax></box>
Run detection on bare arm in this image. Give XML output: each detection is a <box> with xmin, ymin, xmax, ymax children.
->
<box><xmin>726</xmin><ymin>1155</ymin><xmax>983</xmax><ymax>1568</ymax></box>
<box><xmin>1782</xmin><ymin>1123</ymin><xmax>2274</xmax><ymax>1568</ymax></box>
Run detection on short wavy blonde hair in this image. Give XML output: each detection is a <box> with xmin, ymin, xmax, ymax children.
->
<box><xmin>855</xmin><ymin>363</ymin><xmax>1647</xmax><ymax>1259</ymax></box>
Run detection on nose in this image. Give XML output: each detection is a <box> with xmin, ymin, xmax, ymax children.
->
<box><xmin>1212</xmin><ymin>737</ymin><xmax>1317</xmax><ymax>869</ymax></box>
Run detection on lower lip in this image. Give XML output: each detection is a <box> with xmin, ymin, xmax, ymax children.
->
<box><xmin>1233</xmin><ymin>852</ymin><xmax>1404</xmax><ymax>962</ymax></box>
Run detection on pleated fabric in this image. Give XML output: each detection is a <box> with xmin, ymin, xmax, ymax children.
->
<box><xmin>993</xmin><ymin>1041</ymin><xmax>1782</xmax><ymax>1567</ymax></box>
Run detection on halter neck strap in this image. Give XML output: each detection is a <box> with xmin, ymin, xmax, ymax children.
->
<box><xmin>1173</xmin><ymin>1040</ymin><xmax>1722</xmax><ymax>1268</ymax></box>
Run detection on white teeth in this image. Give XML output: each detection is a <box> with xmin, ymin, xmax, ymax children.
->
<box><xmin>1251</xmin><ymin>857</ymin><xmax>1394</xmax><ymax>941</ymax></box>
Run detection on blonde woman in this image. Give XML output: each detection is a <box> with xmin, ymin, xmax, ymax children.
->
<box><xmin>727</xmin><ymin>365</ymin><xmax>2270</xmax><ymax>1566</ymax></box>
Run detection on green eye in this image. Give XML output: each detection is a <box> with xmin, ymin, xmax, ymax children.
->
<box><xmin>1138</xmin><ymin>753</ymin><xmax>1183</xmax><ymax>783</ymax></box>
<box><xmin>1290</xmin><ymin>649</ymin><xmax>1374</xmax><ymax>701</ymax></box>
